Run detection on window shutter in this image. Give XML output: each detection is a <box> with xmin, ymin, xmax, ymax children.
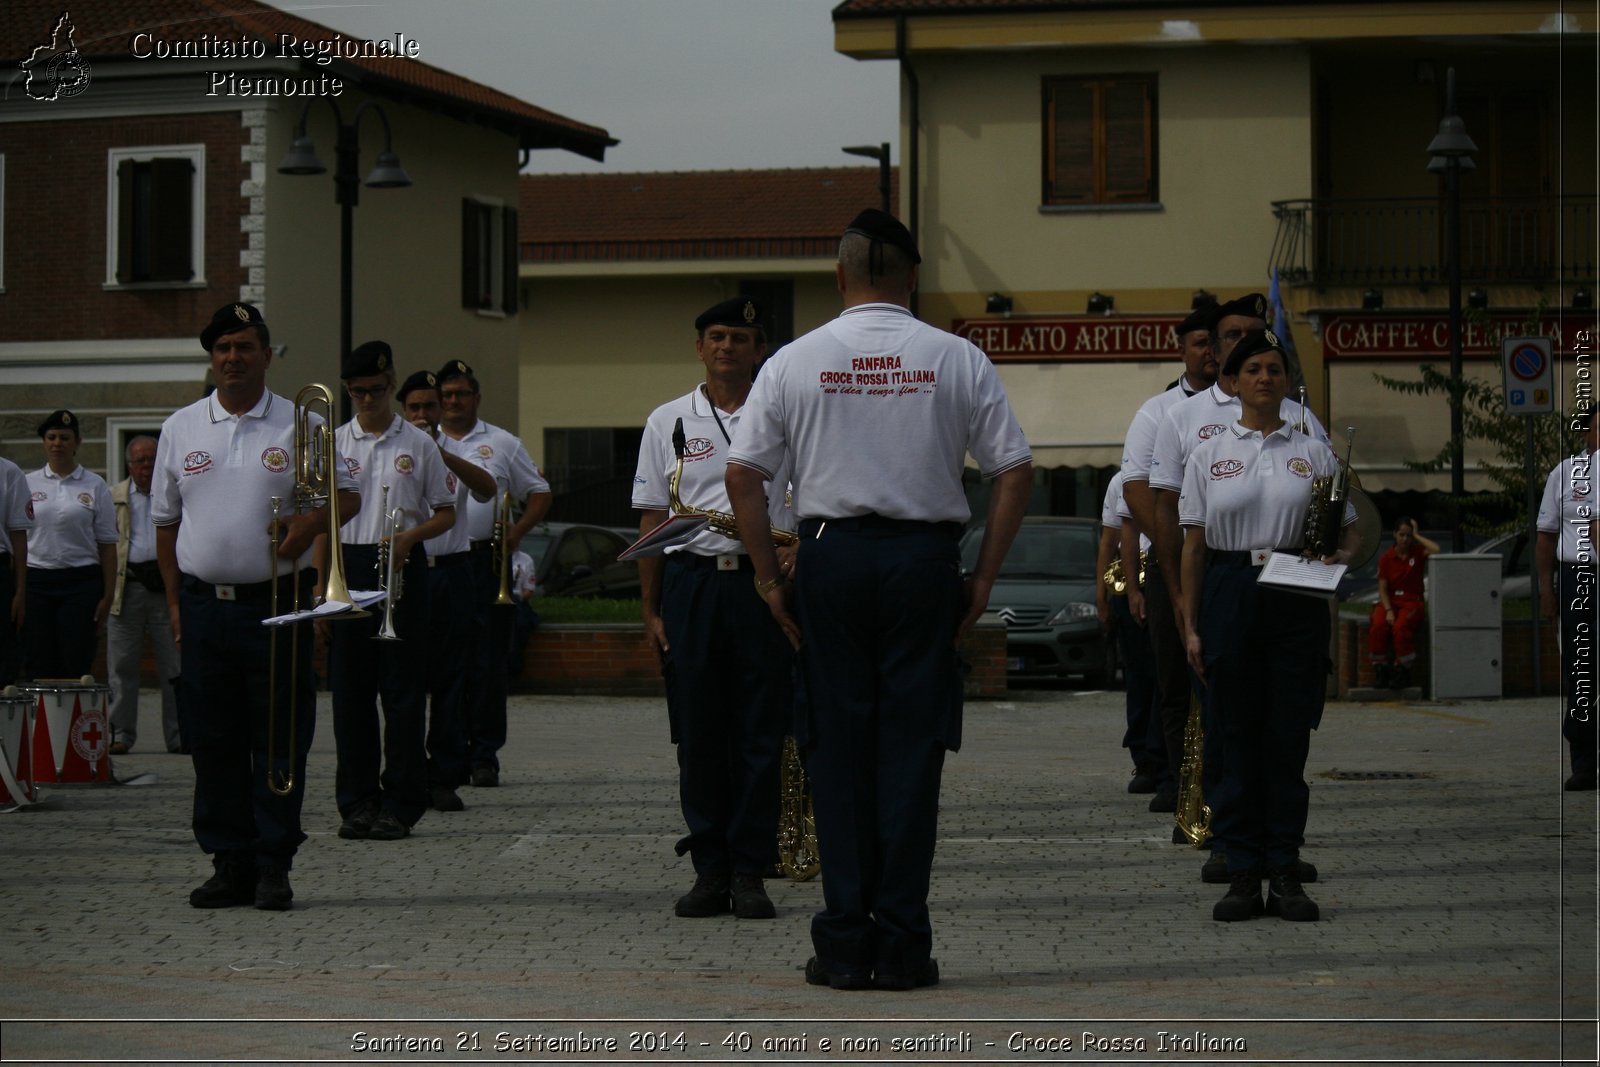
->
<box><xmin>501</xmin><ymin>206</ymin><xmax>519</xmax><ymax>315</ymax></box>
<box><xmin>1047</xmin><ymin>80</ymin><xmax>1095</xmax><ymax>203</ymax></box>
<box><xmin>461</xmin><ymin>199</ymin><xmax>481</xmax><ymax>309</ymax></box>
<box><xmin>1102</xmin><ymin>79</ymin><xmax>1153</xmax><ymax>202</ymax></box>
<box><xmin>150</xmin><ymin>157</ymin><xmax>195</xmax><ymax>281</ymax></box>
<box><xmin>116</xmin><ymin>159</ymin><xmax>136</xmax><ymax>283</ymax></box>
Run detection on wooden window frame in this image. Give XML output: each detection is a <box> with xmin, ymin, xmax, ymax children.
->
<box><xmin>461</xmin><ymin>196</ymin><xmax>519</xmax><ymax>316</ymax></box>
<box><xmin>104</xmin><ymin>144</ymin><xmax>205</xmax><ymax>287</ymax></box>
<box><xmin>1042</xmin><ymin>74</ymin><xmax>1158</xmax><ymax>206</ymax></box>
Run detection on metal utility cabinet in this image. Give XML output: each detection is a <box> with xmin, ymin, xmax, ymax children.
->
<box><xmin>1429</xmin><ymin>553</ymin><xmax>1503</xmax><ymax>699</ymax></box>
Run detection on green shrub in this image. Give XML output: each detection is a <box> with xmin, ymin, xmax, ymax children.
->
<box><xmin>528</xmin><ymin>596</ymin><xmax>643</xmax><ymax>624</ymax></box>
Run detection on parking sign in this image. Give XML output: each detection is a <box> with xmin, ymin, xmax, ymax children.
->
<box><xmin>1502</xmin><ymin>336</ymin><xmax>1553</xmax><ymax>415</ymax></box>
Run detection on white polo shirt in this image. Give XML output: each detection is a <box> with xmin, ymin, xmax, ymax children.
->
<box><xmin>425</xmin><ymin>434</ymin><xmax>479</xmax><ymax>558</ymax></box>
<box><xmin>1537</xmin><ymin>450</ymin><xmax>1596</xmax><ymax>564</ymax></box>
<box><xmin>152</xmin><ymin>390</ymin><xmax>359</xmax><ymax>585</ymax></box>
<box><xmin>336</xmin><ymin>414</ymin><xmax>454</xmax><ymax>545</ymax></box>
<box><xmin>26</xmin><ymin>465</ymin><xmax>116</xmax><ymax>569</ymax></box>
<box><xmin>1101</xmin><ymin>471</ymin><xmax>1151</xmax><ymax>552</ymax></box>
<box><xmin>441</xmin><ymin>419</ymin><xmax>550</xmax><ymax>543</ymax></box>
<box><xmin>1120</xmin><ymin>378</ymin><xmax>1198</xmax><ymax>483</ymax></box>
<box><xmin>1178</xmin><ymin>422</ymin><xmax>1353</xmax><ymax>552</ymax></box>
<box><xmin>728</xmin><ymin>303</ymin><xmax>1032</xmax><ymax>523</ymax></box>
<box><xmin>1149</xmin><ymin>384</ymin><xmax>1330</xmax><ymax>492</ymax></box>
<box><xmin>633</xmin><ymin>385</ymin><xmax>794</xmax><ymax>557</ymax></box>
<box><xmin>1</xmin><ymin>456</ymin><xmax>36</xmax><ymax>549</ymax></box>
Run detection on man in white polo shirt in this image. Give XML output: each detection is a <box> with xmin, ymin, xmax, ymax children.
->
<box><xmin>435</xmin><ymin>360</ymin><xmax>552</xmax><ymax>788</ymax></box>
<box><xmin>153</xmin><ymin>302</ymin><xmax>359</xmax><ymax>911</ymax></box>
<box><xmin>634</xmin><ymin>297</ymin><xmax>795</xmax><ymax>922</ymax></box>
<box><xmin>727</xmin><ymin>210</ymin><xmax>1032</xmax><ymax>992</ymax></box>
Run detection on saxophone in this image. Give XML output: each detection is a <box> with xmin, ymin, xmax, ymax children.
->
<box><xmin>668</xmin><ymin>418</ymin><xmax>798</xmax><ymax>545</ymax></box>
<box><xmin>776</xmin><ymin>737</ymin><xmax>820</xmax><ymax>881</ymax></box>
<box><xmin>1174</xmin><ymin>693</ymin><xmax>1212</xmax><ymax>848</ymax></box>
<box><xmin>1102</xmin><ymin>549</ymin><xmax>1148</xmax><ymax>596</ymax></box>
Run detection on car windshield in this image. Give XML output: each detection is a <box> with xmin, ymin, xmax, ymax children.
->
<box><xmin>962</xmin><ymin>524</ymin><xmax>1098</xmax><ymax>580</ymax></box>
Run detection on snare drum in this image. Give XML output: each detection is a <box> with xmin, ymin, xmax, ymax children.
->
<box><xmin>0</xmin><ymin>691</ymin><xmax>35</xmax><ymax>805</ymax></box>
<box><xmin>22</xmin><ymin>680</ymin><xmax>113</xmax><ymax>785</ymax></box>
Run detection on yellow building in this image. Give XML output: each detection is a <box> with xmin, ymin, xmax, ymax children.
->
<box><xmin>833</xmin><ymin>0</ymin><xmax>1597</xmax><ymax>500</ymax></box>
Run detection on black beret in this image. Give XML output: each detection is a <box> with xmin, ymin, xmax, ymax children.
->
<box><xmin>342</xmin><ymin>340</ymin><xmax>392</xmax><ymax>379</ymax></box>
<box><xmin>695</xmin><ymin>297</ymin><xmax>765</xmax><ymax>334</ymax></box>
<box><xmin>200</xmin><ymin>302</ymin><xmax>266</xmax><ymax>352</ymax></box>
<box><xmin>1176</xmin><ymin>298</ymin><xmax>1218</xmax><ymax>338</ymax></box>
<box><xmin>37</xmin><ymin>409</ymin><xmax>80</xmax><ymax>436</ymax></box>
<box><xmin>845</xmin><ymin>208</ymin><xmax>921</xmax><ymax>264</ymax></box>
<box><xmin>1209</xmin><ymin>292</ymin><xmax>1269</xmax><ymax>330</ymax></box>
<box><xmin>436</xmin><ymin>359</ymin><xmax>474</xmax><ymax>385</ymax></box>
<box><xmin>1221</xmin><ymin>327</ymin><xmax>1287</xmax><ymax>376</ymax></box>
<box><xmin>397</xmin><ymin>369</ymin><xmax>438</xmax><ymax>401</ymax></box>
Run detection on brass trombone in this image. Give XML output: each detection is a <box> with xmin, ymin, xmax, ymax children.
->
<box><xmin>492</xmin><ymin>488</ymin><xmax>516</xmax><ymax>606</ymax></box>
<box><xmin>265</xmin><ymin>384</ymin><xmax>365</xmax><ymax>798</ymax></box>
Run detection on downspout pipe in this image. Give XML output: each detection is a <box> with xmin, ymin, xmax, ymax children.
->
<box><xmin>896</xmin><ymin>14</ymin><xmax>920</xmax><ymax>317</ymax></box>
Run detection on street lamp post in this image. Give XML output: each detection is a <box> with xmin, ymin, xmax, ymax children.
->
<box><xmin>842</xmin><ymin>142</ymin><xmax>891</xmax><ymax>214</ymax></box>
<box><xmin>278</xmin><ymin>100</ymin><xmax>412</xmax><ymax>420</ymax></box>
<box><xmin>1425</xmin><ymin>67</ymin><xmax>1477</xmax><ymax>552</ymax></box>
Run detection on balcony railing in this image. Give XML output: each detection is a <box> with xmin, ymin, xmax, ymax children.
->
<box><xmin>1270</xmin><ymin>196</ymin><xmax>1597</xmax><ymax>287</ymax></box>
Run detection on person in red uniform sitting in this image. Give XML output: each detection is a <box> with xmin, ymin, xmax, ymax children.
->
<box><xmin>1368</xmin><ymin>518</ymin><xmax>1439</xmax><ymax>689</ymax></box>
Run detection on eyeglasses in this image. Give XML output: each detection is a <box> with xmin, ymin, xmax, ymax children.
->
<box><xmin>440</xmin><ymin>389</ymin><xmax>477</xmax><ymax>401</ymax></box>
<box><xmin>346</xmin><ymin>385</ymin><xmax>390</xmax><ymax>399</ymax></box>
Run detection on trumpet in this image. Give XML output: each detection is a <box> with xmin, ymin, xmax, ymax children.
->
<box><xmin>668</xmin><ymin>418</ymin><xmax>798</xmax><ymax>546</ymax></box>
<box><xmin>492</xmin><ymin>488</ymin><xmax>515</xmax><ymax>606</ymax></box>
<box><xmin>1303</xmin><ymin>425</ymin><xmax>1356</xmax><ymax>559</ymax></box>
<box><xmin>374</xmin><ymin>484</ymin><xmax>404</xmax><ymax>642</ymax></box>
<box><xmin>265</xmin><ymin>384</ymin><xmax>366</xmax><ymax>798</ymax></box>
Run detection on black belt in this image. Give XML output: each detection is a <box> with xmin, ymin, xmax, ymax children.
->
<box><xmin>126</xmin><ymin>558</ymin><xmax>165</xmax><ymax>593</ymax></box>
<box><xmin>428</xmin><ymin>551</ymin><xmax>472</xmax><ymax>567</ymax></box>
<box><xmin>183</xmin><ymin>571</ymin><xmax>312</xmax><ymax>604</ymax></box>
<box><xmin>798</xmin><ymin>514</ymin><xmax>962</xmax><ymax>538</ymax></box>
<box><xmin>1213</xmin><ymin>548</ymin><xmax>1302</xmax><ymax>567</ymax></box>
<box><xmin>468</xmin><ymin>541</ymin><xmax>495</xmax><ymax>554</ymax></box>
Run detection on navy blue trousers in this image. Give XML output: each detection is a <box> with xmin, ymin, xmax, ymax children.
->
<box><xmin>179</xmin><ymin>572</ymin><xmax>316</xmax><ymax>872</ymax></box>
<box><xmin>463</xmin><ymin>547</ymin><xmax>514</xmax><ymax>771</ymax></box>
<box><xmin>424</xmin><ymin>555</ymin><xmax>473</xmax><ymax>788</ymax></box>
<box><xmin>0</xmin><ymin>555</ymin><xmax>19</xmax><ymax>685</ymax></box>
<box><xmin>25</xmin><ymin>565</ymin><xmax>101</xmax><ymax>679</ymax></box>
<box><xmin>660</xmin><ymin>554</ymin><xmax>791</xmax><ymax>875</ymax></box>
<box><xmin>1560</xmin><ymin>562</ymin><xmax>1598</xmax><ymax>777</ymax></box>
<box><xmin>1142</xmin><ymin>560</ymin><xmax>1188</xmax><ymax>790</ymax></box>
<box><xmin>794</xmin><ymin>517</ymin><xmax>962</xmax><ymax>979</ymax></box>
<box><xmin>330</xmin><ymin>543</ymin><xmax>429</xmax><ymax>827</ymax></box>
<box><xmin>1196</xmin><ymin>554</ymin><xmax>1327</xmax><ymax>875</ymax></box>
<box><xmin>1111</xmin><ymin>594</ymin><xmax>1164</xmax><ymax>778</ymax></box>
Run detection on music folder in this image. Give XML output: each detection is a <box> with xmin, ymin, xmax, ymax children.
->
<box><xmin>1255</xmin><ymin>552</ymin><xmax>1347</xmax><ymax>599</ymax></box>
<box><xmin>617</xmin><ymin>514</ymin><xmax>709</xmax><ymax>561</ymax></box>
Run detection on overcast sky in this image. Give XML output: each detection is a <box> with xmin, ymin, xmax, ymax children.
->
<box><xmin>296</xmin><ymin>0</ymin><xmax>901</xmax><ymax>175</ymax></box>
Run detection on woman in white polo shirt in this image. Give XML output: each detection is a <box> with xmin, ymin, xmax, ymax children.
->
<box><xmin>1178</xmin><ymin>330</ymin><xmax>1356</xmax><ymax>925</ymax></box>
<box><xmin>24</xmin><ymin>409</ymin><xmax>117</xmax><ymax>679</ymax></box>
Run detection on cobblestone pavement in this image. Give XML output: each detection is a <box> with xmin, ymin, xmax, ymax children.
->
<box><xmin>0</xmin><ymin>687</ymin><xmax>1594</xmax><ymax>1064</ymax></box>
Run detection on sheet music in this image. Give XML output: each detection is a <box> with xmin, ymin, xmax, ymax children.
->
<box><xmin>1255</xmin><ymin>552</ymin><xmax>1347</xmax><ymax>599</ymax></box>
<box><xmin>617</xmin><ymin>514</ymin><xmax>711</xmax><ymax>561</ymax></box>
<box><xmin>261</xmin><ymin>590</ymin><xmax>385</xmax><ymax>627</ymax></box>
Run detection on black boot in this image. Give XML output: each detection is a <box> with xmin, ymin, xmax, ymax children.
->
<box><xmin>674</xmin><ymin>870</ymin><xmax>731</xmax><ymax>917</ymax></box>
<box><xmin>731</xmin><ymin>873</ymin><xmax>775</xmax><ymax>919</ymax></box>
<box><xmin>189</xmin><ymin>862</ymin><xmax>255</xmax><ymax>909</ymax></box>
<box><xmin>1266</xmin><ymin>866</ymin><xmax>1321</xmax><ymax>921</ymax></box>
<box><xmin>1212</xmin><ymin>870</ymin><xmax>1263</xmax><ymax>922</ymax></box>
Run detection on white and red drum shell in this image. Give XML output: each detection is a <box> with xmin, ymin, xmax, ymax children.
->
<box><xmin>22</xmin><ymin>682</ymin><xmax>112</xmax><ymax>785</ymax></box>
<box><xmin>0</xmin><ymin>693</ymin><xmax>35</xmax><ymax>804</ymax></box>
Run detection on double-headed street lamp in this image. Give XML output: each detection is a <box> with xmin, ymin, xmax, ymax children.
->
<box><xmin>842</xmin><ymin>142</ymin><xmax>892</xmax><ymax>215</ymax></box>
<box><xmin>1425</xmin><ymin>67</ymin><xmax>1477</xmax><ymax>552</ymax></box>
<box><xmin>278</xmin><ymin>100</ymin><xmax>412</xmax><ymax>419</ymax></box>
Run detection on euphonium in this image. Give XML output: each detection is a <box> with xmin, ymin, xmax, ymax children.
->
<box><xmin>1302</xmin><ymin>425</ymin><xmax>1356</xmax><ymax>558</ymax></box>
<box><xmin>492</xmin><ymin>488</ymin><xmax>515</xmax><ymax>606</ymax></box>
<box><xmin>1174</xmin><ymin>693</ymin><xmax>1212</xmax><ymax>848</ymax></box>
<box><xmin>668</xmin><ymin>418</ymin><xmax>798</xmax><ymax>546</ymax></box>
<box><xmin>1102</xmin><ymin>549</ymin><xmax>1148</xmax><ymax>596</ymax></box>
<box><xmin>374</xmin><ymin>484</ymin><xmax>404</xmax><ymax>642</ymax></box>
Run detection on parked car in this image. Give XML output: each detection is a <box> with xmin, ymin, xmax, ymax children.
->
<box><xmin>1472</xmin><ymin>529</ymin><xmax>1533</xmax><ymax>599</ymax></box>
<box><xmin>961</xmin><ymin>516</ymin><xmax>1111</xmax><ymax>685</ymax></box>
<box><xmin>1339</xmin><ymin>528</ymin><xmax>1504</xmax><ymax>609</ymax></box>
<box><xmin>518</xmin><ymin>522</ymin><xmax>640</xmax><ymax>599</ymax></box>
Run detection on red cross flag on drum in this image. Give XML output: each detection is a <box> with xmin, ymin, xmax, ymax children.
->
<box><xmin>0</xmin><ymin>688</ymin><xmax>36</xmax><ymax>806</ymax></box>
<box><xmin>22</xmin><ymin>679</ymin><xmax>112</xmax><ymax>785</ymax></box>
